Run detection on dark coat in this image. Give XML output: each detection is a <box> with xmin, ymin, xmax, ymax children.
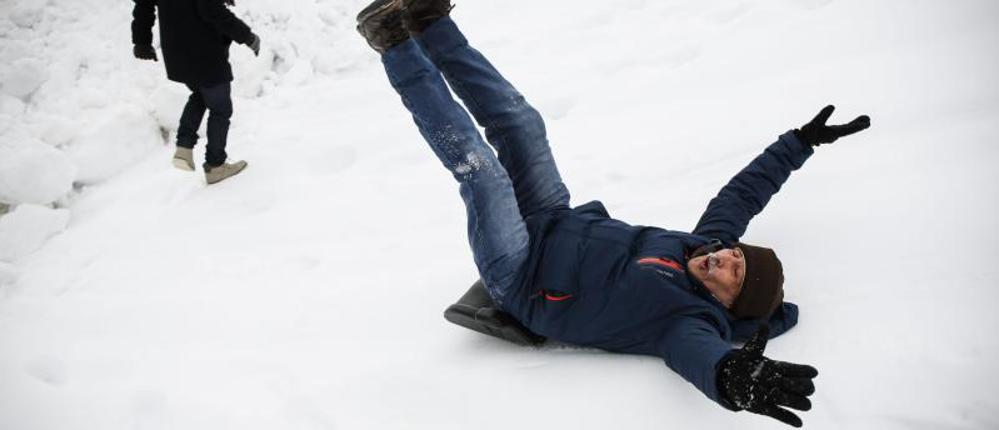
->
<box><xmin>501</xmin><ymin>132</ymin><xmax>814</xmax><ymax>407</ymax></box>
<box><xmin>131</xmin><ymin>0</ymin><xmax>253</xmax><ymax>86</ymax></box>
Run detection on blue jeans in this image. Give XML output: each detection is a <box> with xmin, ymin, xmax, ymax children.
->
<box><xmin>176</xmin><ymin>82</ymin><xmax>232</xmax><ymax>168</ymax></box>
<box><xmin>382</xmin><ymin>17</ymin><xmax>570</xmax><ymax>305</ymax></box>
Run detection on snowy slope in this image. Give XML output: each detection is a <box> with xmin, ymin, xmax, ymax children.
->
<box><xmin>1</xmin><ymin>0</ymin><xmax>998</xmax><ymax>429</ymax></box>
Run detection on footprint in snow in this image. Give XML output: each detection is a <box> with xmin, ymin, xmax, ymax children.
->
<box><xmin>304</xmin><ymin>145</ymin><xmax>356</xmax><ymax>176</ymax></box>
<box><xmin>708</xmin><ymin>2</ymin><xmax>754</xmax><ymax>25</ymax></box>
<box><xmin>24</xmin><ymin>355</ymin><xmax>67</xmax><ymax>386</ymax></box>
<box><xmin>287</xmin><ymin>256</ymin><xmax>321</xmax><ymax>272</ymax></box>
<box><xmin>131</xmin><ymin>389</ymin><xmax>170</xmax><ymax>430</ymax></box>
<box><xmin>606</xmin><ymin>172</ymin><xmax>627</xmax><ymax>183</ymax></box>
<box><xmin>538</xmin><ymin>95</ymin><xmax>578</xmax><ymax>120</ymax></box>
<box><xmin>655</xmin><ymin>45</ymin><xmax>702</xmax><ymax>68</ymax></box>
<box><xmin>789</xmin><ymin>0</ymin><xmax>834</xmax><ymax>11</ymax></box>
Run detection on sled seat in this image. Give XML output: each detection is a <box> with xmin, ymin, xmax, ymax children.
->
<box><xmin>444</xmin><ymin>279</ymin><xmax>546</xmax><ymax>346</ymax></box>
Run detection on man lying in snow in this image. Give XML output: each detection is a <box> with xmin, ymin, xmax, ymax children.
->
<box><xmin>131</xmin><ymin>0</ymin><xmax>259</xmax><ymax>185</ymax></box>
<box><xmin>357</xmin><ymin>0</ymin><xmax>870</xmax><ymax>426</ymax></box>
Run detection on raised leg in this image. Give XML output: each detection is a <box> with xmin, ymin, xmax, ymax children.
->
<box><xmin>382</xmin><ymin>39</ymin><xmax>529</xmax><ymax>305</ymax></box>
<box><xmin>415</xmin><ymin>17</ymin><xmax>570</xmax><ymax>218</ymax></box>
<box><xmin>198</xmin><ymin>82</ymin><xmax>233</xmax><ymax>168</ymax></box>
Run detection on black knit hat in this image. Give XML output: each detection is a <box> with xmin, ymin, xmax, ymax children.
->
<box><xmin>731</xmin><ymin>243</ymin><xmax>784</xmax><ymax>319</ymax></box>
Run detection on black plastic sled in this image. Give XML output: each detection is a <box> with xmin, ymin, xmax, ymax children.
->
<box><xmin>443</xmin><ymin>279</ymin><xmax>546</xmax><ymax>346</ymax></box>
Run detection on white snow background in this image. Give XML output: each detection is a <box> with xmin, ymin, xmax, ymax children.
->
<box><xmin>1</xmin><ymin>0</ymin><xmax>998</xmax><ymax>429</ymax></box>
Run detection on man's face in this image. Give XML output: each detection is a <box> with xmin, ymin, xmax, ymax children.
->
<box><xmin>687</xmin><ymin>247</ymin><xmax>746</xmax><ymax>308</ymax></box>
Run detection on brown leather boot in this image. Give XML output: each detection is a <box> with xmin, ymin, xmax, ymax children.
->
<box><xmin>356</xmin><ymin>0</ymin><xmax>408</xmax><ymax>54</ymax></box>
<box><xmin>204</xmin><ymin>160</ymin><xmax>248</xmax><ymax>185</ymax></box>
<box><xmin>401</xmin><ymin>0</ymin><xmax>454</xmax><ymax>33</ymax></box>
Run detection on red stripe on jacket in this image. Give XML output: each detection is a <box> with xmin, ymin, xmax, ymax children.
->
<box><xmin>544</xmin><ymin>292</ymin><xmax>573</xmax><ymax>301</ymax></box>
<box><xmin>637</xmin><ymin>257</ymin><xmax>685</xmax><ymax>273</ymax></box>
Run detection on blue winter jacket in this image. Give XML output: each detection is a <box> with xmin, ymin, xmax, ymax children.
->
<box><xmin>501</xmin><ymin>131</ymin><xmax>814</xmax><ymax>406</ymax></box>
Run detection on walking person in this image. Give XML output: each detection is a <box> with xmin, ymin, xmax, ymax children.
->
<box><xmin>131</xmin><ymin>0</ymin><xmax>260</xmax><ymax>184</ymax></box>
<box><xmin>358</xmin><ymin>0</ymin><xmax>871</xmax><ymax>427</ymax></box>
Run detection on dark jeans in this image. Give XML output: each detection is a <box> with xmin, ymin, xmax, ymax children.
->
<box><xmin>176</xmin><ymin>81</ymin><xmax>232</xmax><ymax>167</ymax></box>
<box><xmin>382</xmin><ymin>17</ymin><xmax>570</xmax><ymax>305</ymax></box>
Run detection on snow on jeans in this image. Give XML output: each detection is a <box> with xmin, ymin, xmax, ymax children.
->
<box><xmin>382</xmin><ymin>17</ymin><xmax>570</xmax><ymax>306</ymax></box>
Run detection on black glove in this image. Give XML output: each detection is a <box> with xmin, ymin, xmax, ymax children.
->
<box><xmin>225</xmin><ymin>0</ymin><xmax>235</xmax><ymax>5</ymax></box>
<box><xmin>717</xmin><ymin>325</ymin><xmax>818</xmax><ymax>427</ymax></box>
<box><xmin>244</xmin><ymin>32</ymin><xmax>260</xmax><ymax>57</ymax></box>
<box><xmin>133</xmin><ymin>44</ymin><xmax>158</xmax><ymax>62</ymax></box>
<box><xmin>794</xmin><ymin>105</ymin><xmax>870</xmax><ymax>147</ymax></box>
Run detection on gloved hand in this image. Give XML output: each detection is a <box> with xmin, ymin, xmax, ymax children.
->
<box><xmin>794</xmin><ymin>105</ymin><xmax>870</xmax><ymax>147</ymax></box>
<box><xmin>133</xmin><ymin>44</ymin><xmax>158</xmax><ymax>62</ymax></box>
<box><xmin>717</xmin><ymin>325</ymin><xmax>818</xmax><ymax>427</ymax></box>
<box><xmin>244</xmin><ymin>32</ymin><xmax>260</xmax><ymax>56</ymax></box>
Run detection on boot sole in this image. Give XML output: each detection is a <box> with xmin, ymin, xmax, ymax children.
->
<box><xmin>357</xmin><ymin>0</ymin><xmax>399</xmax><ymax>22</ymax></box>
<box><xmin>172</xmin><ymin>158</ymin><xmax>195</xmax><ymax>171</ymax></box>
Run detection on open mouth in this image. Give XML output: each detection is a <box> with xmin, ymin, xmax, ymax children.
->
<box><xmin>705</xmin><ymin>254</ymin><xmax>720</xmax><ymax>274</ymax></box>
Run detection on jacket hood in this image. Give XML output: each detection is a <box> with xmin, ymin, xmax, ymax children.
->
<box><xmin>730</xmin><ymin>301</ymin><xmax>799</xmax><ymax>342</ymax></box>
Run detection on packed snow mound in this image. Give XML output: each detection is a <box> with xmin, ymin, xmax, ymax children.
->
<box><xmin>0</xmin><ymin>139</ymin><xmax>76</xmax><ymax>205</ymax></box>
<box><xmin>64</xmin><ymin>105</ymin><xmax>162</xmax><ymax>184</ymax></box>
<box><xmin>0</xmin><ymin>0</ymin><xmax>368</xmax><ymax>265</ymax></box>
<box><xmin>0</xmin><ymin>204</ymin><xmax>70</xmax><ymax>262</ymax></box>
<box><xmin>0</xmin><ymin>58</ymin><xmax>49</xmax><ymax>100</ymax></box>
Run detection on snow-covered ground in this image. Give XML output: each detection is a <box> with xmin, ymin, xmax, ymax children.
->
<box><xmin>1</xmin><ymin>0</ymin><xmax>997</xmax><ymax>428</ymax></box>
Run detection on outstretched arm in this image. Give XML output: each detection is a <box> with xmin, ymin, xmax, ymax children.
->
<box><xmin>656</xmin><ymin>315</ymin><xmax>737</xmax><ymax>405</ymax></box>
<box><xmin>692</xmin><ymin>106</ymin><xmax>870</xmax><ymax>242</ymax></box>
<box><xmin>691</xmin><ymin>132</ymin><xmax>811</xmax><ymax>243</ymax></box>
<box><xmin>196</xmin><ymin>0</ymin><xmax>254</xmax><ymax>45</ymax></box>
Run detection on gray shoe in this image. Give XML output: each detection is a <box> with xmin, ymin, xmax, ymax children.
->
<box><xmin>205</xmin><ymin>160</ymin><xmax>248</xmax><ymax>185</ymax></box>
<box><xmin>172</xmin><ymin>147</ymin><xmax>195</xmax><ymax>171</ymax></box>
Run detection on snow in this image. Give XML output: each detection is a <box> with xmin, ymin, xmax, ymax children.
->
<box><xmin>1</xmin><ymin>58</ymin><xmax>48</xmax><ymax>100</ymax></box>
<box><xmin>0</xmin><ymin>140</ymin><xmax>76</xmax><ymax>205</ymax></box>
<box><xmin>1</xmin><ymin>0</ymin><xmax>998</xmax><ymax>429</ymax></box>
<box><xmin>0</xmin><ymin>204</ymin><xmax>69</xmax><ymax>262</ymax></box>
<box><xmin>64</xmin><ymin>105</ymin><xmax>162</xmax><ymax>184</ymax></box>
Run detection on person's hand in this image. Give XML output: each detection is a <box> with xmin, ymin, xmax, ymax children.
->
<box><xmin>717</xmin><ymin>325</ymin><xmax>818</xmax><ymax>427</ymax></box>
<box><xmin>225</xmin><ymin>0</ymin><xmax>235</xmax><ymax>5</ymax></box>
<box><xmin>244</xmin><ymin>33</ymin><xmax>260</xmax><ymax>56</ymax></box>
<box><xmin>133</xmin><ymin>44</ymin><xmax>158</xmax><ymax>62</ymax></box>
<box><xmin>794</xmin><ymin>105</ymin><xmax>870</xmax><ymax>147</ymax></box>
